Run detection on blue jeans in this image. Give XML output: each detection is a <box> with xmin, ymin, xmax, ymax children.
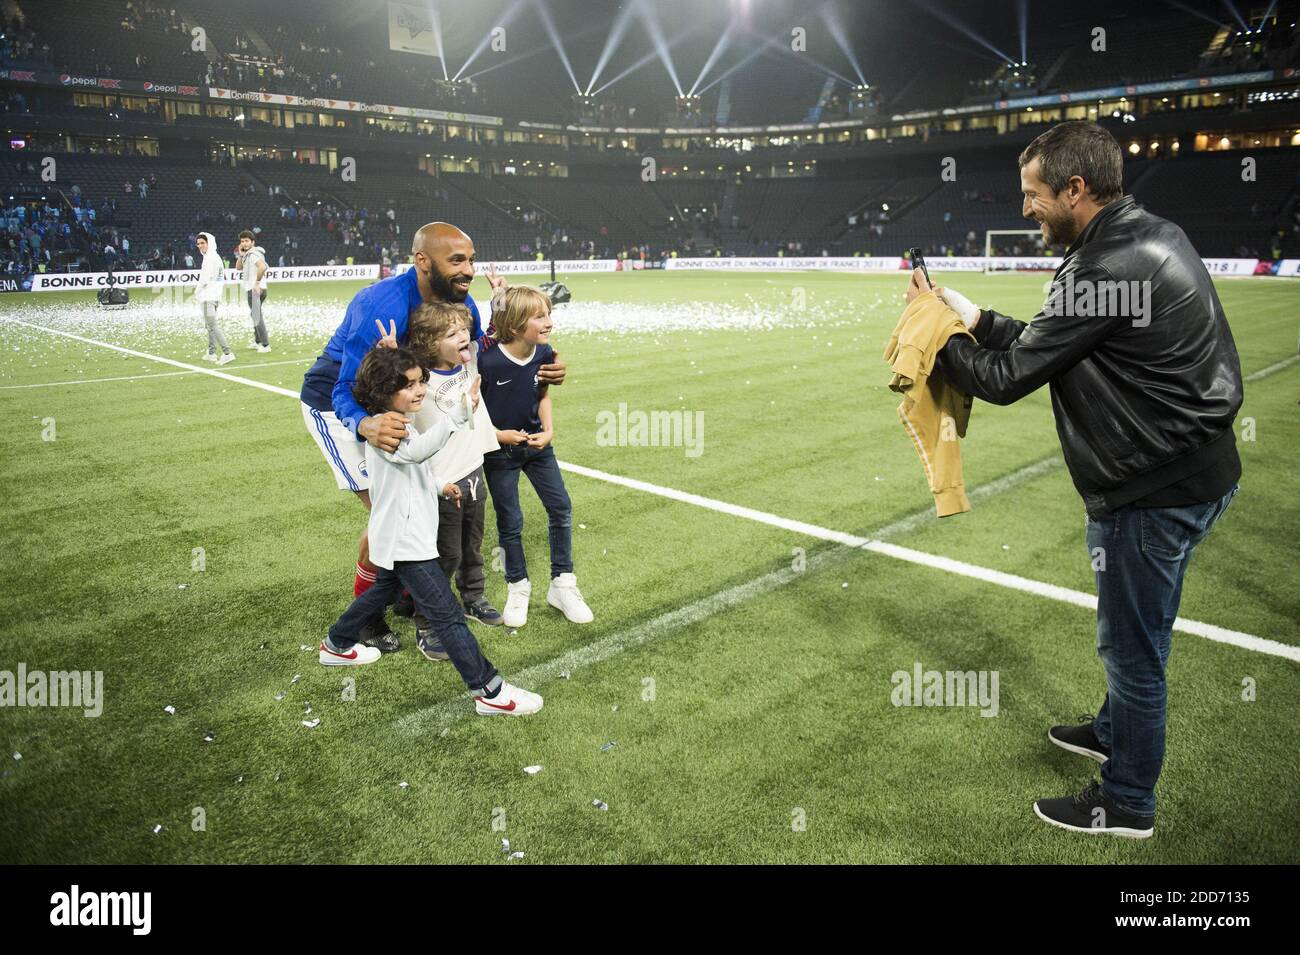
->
<box><xmin>1087</xmin><ymin>486</ymin><xmax>1237</xmax><ymax>817</ymax></box>
<box><xmin>329</xmin><ymin>559</ymin><xmax>497</xmax><ymax>692</ymax></box>
<box><xmin>483</xmin><ymin>444</ymin><xmax>573</xmax><ymax>583</ymax></box>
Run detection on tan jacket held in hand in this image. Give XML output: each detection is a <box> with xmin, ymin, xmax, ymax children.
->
<box><xmin>883</xmin><ymin>291</ymin><xmax>977</xmax><ymax>517</ymax></box>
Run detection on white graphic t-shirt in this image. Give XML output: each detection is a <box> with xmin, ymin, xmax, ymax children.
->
<box><xmin>412</xmin><ymin>341</ymin><xmax>500</xmax><ymax>484</ymax></box>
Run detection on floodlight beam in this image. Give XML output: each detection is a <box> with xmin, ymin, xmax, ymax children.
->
<box><xmin>586</xmin><ymin>2</ymin><xmax>639</xmax><ymax>94</ymax></box>
<box><xmin>533</xmin><ymin>0</ymin><xmax>583</xmax><ymax>94</ymax></box>
<box><xmin>688</xmin><ymin>22</ymin><xmax>737</xmax><ymax>96</ymax></box>
<box><xmin>454</xmin><ymin>0</ymin><xmax>529</xmax><ymax>81</ymax></box>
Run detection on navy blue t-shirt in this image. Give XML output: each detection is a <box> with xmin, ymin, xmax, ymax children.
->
<box><xmin>479</xmin><ymin>342</ymin><xmax>554</xmax><ymax>434</ymax></box>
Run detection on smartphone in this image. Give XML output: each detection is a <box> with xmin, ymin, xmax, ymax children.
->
<box><xmin>909</xmin><ymin>248</ymin><xmax>933</xmax><ymax>289</ymax></box>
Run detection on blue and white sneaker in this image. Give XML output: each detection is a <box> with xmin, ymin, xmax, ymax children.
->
<box><xmin>464</xmin><ymin>598</ymin><xmax>504</xmax><ymax>627</ymax></box>
<box><xmin>416</xmin><ymin>629</ymin><xmax>449</xmax><ymax>661</ymax></box>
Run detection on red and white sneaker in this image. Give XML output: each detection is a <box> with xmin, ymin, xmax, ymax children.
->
<box><xmin>319</xmin><ymin>641</ymin><xmax>382</xmax><ymax>666</ymax></box>
<box><xmin>474</xmin><ymin>682</ymin><xmax>543</xmax><ymax>716</ymax></box>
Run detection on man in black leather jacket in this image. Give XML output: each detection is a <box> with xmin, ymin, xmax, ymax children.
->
<box><xmin>910</xmin><ymin>121</ymin><xmax>1243</xmax><ymax>838</ymax></box>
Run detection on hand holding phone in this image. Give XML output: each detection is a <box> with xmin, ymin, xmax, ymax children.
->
<box><xmin>908</xmin><ymin>248</ymin><xmax>933</xmax><ymax>289</ymax></box>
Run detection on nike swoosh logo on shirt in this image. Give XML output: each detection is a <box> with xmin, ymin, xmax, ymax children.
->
<box><xmin>496</xmin><ymin>379</ymin><xmax>512</xmax><ymax>386</ymax></box>
<box><xmin>476</xmin><ymin>696</ymin><xmax>516</xmax><ymax>711</ymax></box>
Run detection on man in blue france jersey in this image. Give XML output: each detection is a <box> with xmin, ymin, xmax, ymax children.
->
<box><xmin>300</xmin><ymin>221</ymin><xmax>567</xmax><ymax>650</ymax></box>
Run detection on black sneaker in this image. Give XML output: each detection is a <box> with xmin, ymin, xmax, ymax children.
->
<box><xmin>1048</xmin><ymin>715</ymin><xmax>1111</xmax><ymax>763</ymax></box>
<box><xmin>464</xmin><ymin>598</ymin><xmax>504</xmax><ymax>627</ymax></box>
<box><xmin>415</xmin><ymin>628</ymin><xmax>449</xmax><ymax>661</ymax></box>
<box><xmin>393</xmin><ymin>591</ymin><xmax>415</xmax><ymax>618</ymax></box>
<box><xmin>358</xmin><ymin>617</ymin><xmax>401</xmax><ymax>654</ymax></box>
<box><xmin>1033</xmin><ymin>780</ymin><xmax>1154</xmax><ymax>839</ymax></box>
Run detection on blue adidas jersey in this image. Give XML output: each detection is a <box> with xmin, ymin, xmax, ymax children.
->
<box><xmin>300</xmin><ymin>267</ymin><xmax>484</xmax><ymax>437</ymax></box>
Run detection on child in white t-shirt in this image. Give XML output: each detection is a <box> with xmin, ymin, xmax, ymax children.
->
<box><xmin>319</xmin><ymin>344</ymin><xmax>541</xmax><ymax>717</ymax></box>
<box><xmin>408</xmin><ymin>301</ymin><xmax>505</xmax><ymax>643</ymax></box>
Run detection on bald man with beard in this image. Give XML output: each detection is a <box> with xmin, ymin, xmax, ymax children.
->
<box><xmin>300</xmin><ymin>222</ymin><xmax>566</xmax><ymax>652</ymax></box>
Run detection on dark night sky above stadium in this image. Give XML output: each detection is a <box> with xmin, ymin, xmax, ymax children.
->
<box><xmin>289</xmin><ymin>0</ymin><xmax>1245</xmax><ymax>120</ymax></box>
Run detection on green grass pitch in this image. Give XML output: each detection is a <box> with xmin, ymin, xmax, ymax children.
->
<box><xmin>0</xmin><ymin>269</ymin><xmax>1296</xmax><ymax>863</ymax></box>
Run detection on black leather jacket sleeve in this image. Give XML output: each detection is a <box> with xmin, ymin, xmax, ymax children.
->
<box><xmin>937</xmin><ymin>258</ymin><xmax>1125</xmax><ymax>406</ymax></box>
<box><xmin>970</xmin><ymin>309</ymin><xmax>1026</xmax><ymax>350</ymax></box>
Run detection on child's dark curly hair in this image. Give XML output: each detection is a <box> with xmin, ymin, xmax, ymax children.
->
<box><xmin>352</xmin><ymin>346</ymin><xmax>428</xmax><ymax>416</ymax></box>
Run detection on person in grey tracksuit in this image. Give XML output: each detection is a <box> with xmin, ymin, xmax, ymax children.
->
<box><xmin>237</xmin><ymin>230</ymin><xmax>270</xmax><ymax>351</ymax></box>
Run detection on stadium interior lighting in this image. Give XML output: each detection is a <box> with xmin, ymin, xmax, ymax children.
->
<box><xmin>700</xmin><ymin>29</ymin><xmax>853</xmax><ymax>97</ymax></box>
<box><xmin>591</xmin><ymin>32</ymin><xmax>690</xmax><ymax>95</ymax></box>
<box><xmin>688</xmin><ymin>21</ymin><xmax>737</xmax><ymax>96</ymax></box>
<box><xmin>533</xmin><ymin>0</ymin><xmax>583</xmax><ymax>94</ymax></box>
<box><xmin>907</xmin><ymin>0</ymin><xmax>1016</xmax><ymax>65</ymax></box>
<box><xmin>638</xmin><ymin>0</ymin><xmax>684</xmax><ymax>95</ymax></box>
<box><xmin>1016</xmin><ymin>0</ymin><xmax>1029</xmax><ymax>65</ymax></box>
<box><xmin>695</xmin><ymin>40</ymin><xmax>767</xmax><ymax>95</ymax></box>
<box><xmin>427</xmin><ymin>0</ymin><xmax>450</xmax><ymax>80</ymax></box>
<box><xmin>585</xmin><ymin>1</ymin><xmax>639</xmax><ymax>94</ymax></box>
<box><xmin>760</xmin><ymin>33</ymin><xmax>855</xmax><ymax>87</ymax></box>
<box><xmin>464</xmin><ymin>20</ymin><xmax>606</xmax><ymax>82</ymax></box>
<box><xmin>453</xmin><ymin>0</ymin><xmax>529</xmax><ymax>81</ymax></box>
<box><xmin>819</xmin><ymin>2</ymin><xmax>867</xmax><ymax>86</ymax></box>
<box><xmin>1218</xmin><ymin>0</ymin><xmax>1250</xmax><ymax>32</ymax></box>
<box><xmin>1161</xmin><ymin>0</ymin><xmax>1229</xmax><ymax>27</ymax></box>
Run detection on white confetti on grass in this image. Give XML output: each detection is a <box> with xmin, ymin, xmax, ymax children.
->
<box><xmin>0</xmin><ymin>293</ymin><xmax>874</xmax><ymax>359</ymax></box>
<box><xmin>302</xmin><ymin>718</ymin><xmax>321</xmax><ymax>729</ymax></box>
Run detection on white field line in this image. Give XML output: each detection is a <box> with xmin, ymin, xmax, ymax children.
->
<box><xmin>9</xmin><ymin>315</ymin><xmax>1296</xmax><ymax>723</ymax></box>
<box><xmin>558</xmin><ymin>461</ymin><xmax>1299</xmax><ymax>663</ymax></box>
<box><xmin>397</xmin><ymin>454</ymin><xmax>1074</xmax><ymax>734</ymax></box>
<box><xmin>0</xmin><ymin>318</ymin><xmax>300</xmax><ymax>399</ymax></box>
<box><xmin>1244</xmin><ymin>354</ymin><xmax>1298</xmax><ymax>382</ymax></box>
<box><xmin>0</xmin><ymin>357</ymin><xmax>310</xmax><ymax>390</ymax></box>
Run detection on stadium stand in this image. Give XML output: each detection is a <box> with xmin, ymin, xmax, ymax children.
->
<box><xmin>3</xmin><ymin>0</ymin><xmax>1298</xmax><ymax>270</ymax></box>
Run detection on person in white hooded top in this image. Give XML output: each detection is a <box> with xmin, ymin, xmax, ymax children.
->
<box><xmin>195</xmin><ymin>231</ymin><xmax>234</xmax><ymax>365</ymax></box>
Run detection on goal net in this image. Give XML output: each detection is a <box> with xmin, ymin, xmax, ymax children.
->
<box><xmin>984</xmin><ymin>229</ymin><xmax>1045</xmax><ymax>273</ymax></box>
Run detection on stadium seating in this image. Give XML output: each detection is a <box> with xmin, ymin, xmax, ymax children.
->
<box><xmin>5</xmin><ymin>0</ymin><xmax>1298</xmax><ymax>266</ymax></box>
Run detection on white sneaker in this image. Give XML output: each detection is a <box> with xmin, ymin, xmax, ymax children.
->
<box><xmin>202</xmin><ymin>352</ymin><xmax>218</xmax><ymax>363</ymax></box>
<box><xmin>475</xmin><ymin>681</ymin><xmax>543</xmax><ymax>716</ymax></box>
<box><xmin>319</xmin><ymin>640</ymin><xmax>381</xmax><ymax>666</ymax></box>
<box><xmin>503</xmin><ymin>578</ymin><xmax>530</xmax><ymax>628</ymax></box>
<box><xmin>216</xmin><ymin>352</ymin><xmax>236</xmax><ymax>366</ymax></box>
<box><xmin>547</xmin><ymin>573</ymin><xmax>593</xmax><ymax>624</ymax></box>
<box><xmin>255</xmin><ymin>344</ymin><xmax>271</xmax><ymax>353</ymax></box>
